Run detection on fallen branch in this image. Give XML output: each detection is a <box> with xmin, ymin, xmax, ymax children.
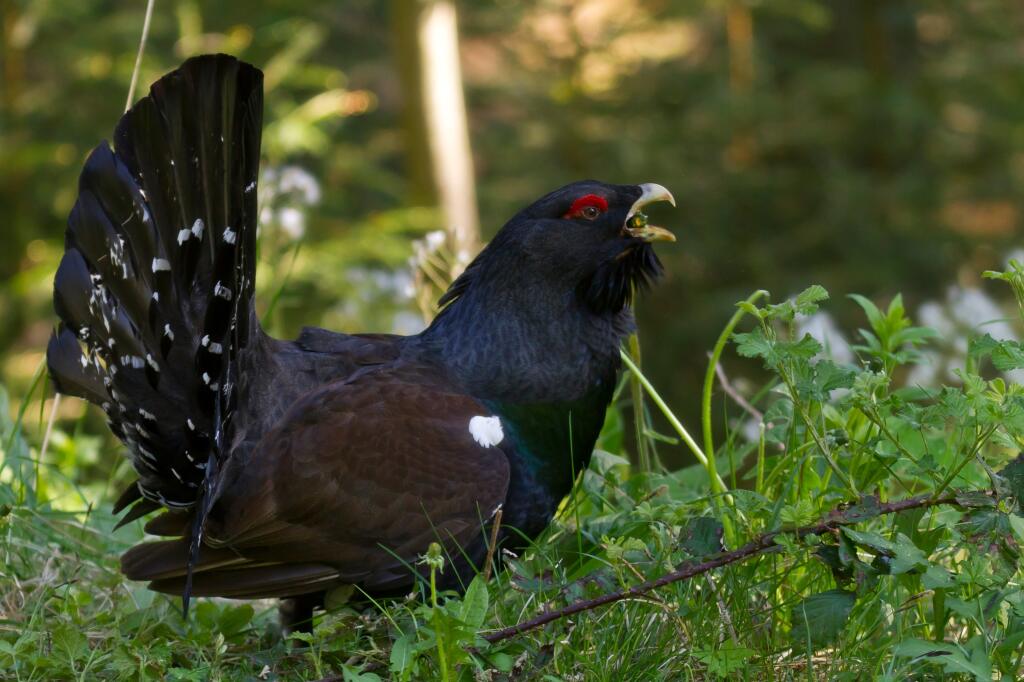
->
<box><xmin>481</xmin><ymin>490</ymin><xmax>992</xmax><ymax>643</ymax></box>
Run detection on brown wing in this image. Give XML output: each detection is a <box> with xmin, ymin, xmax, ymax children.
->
<box><xmin>122</xmin><ymin>369</ymin><xmax>510</xmax><ymax>598</ymax></box>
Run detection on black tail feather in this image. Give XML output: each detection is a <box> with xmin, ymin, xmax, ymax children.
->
<box><xmin>112</xmin><ymin>481</ymin><xmax>143</xmax><ymax>515</ymax></box>
<box><xmin>47</xmin><ymin>54</ymin><xmax>264</xmax><ymax>614</ymax></box>
<box><xmin>114</xmin><ymin>499</ymin><xmax>161</xmax><ymax>530</ymax></box>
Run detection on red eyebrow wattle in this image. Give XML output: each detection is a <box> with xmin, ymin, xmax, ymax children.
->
<box><xmin>565</xmin><ymin>194</ymin><xmax>608</xmax><ymax>217</ymax></box>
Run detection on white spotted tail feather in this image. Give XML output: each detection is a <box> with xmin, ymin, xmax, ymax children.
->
<box><xmin>46</xmin><ymin>55</ymin><xmax>263</xmax><ymax>530</ymax></box>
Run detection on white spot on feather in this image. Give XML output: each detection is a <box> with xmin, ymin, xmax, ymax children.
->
<box><xmin>469</xmin><ymin>416</ymin><xmax>504</xmax><ymax>448</ymax></box>
<box><xmin>191</xmin><ymin>218</ymin><xmax>204</xmax><ymax>239</ymax></box>
<box><xmin>223</xmin><ymin>227</ymin><xmax>237</xmax><ymax>244</ymax></box>
<box><xmin>138</xmin><ymin>446</ymin><xmax>157</xmax><ymax>464</ymax></box>
<box><xmin>213</xmin><ymin>282</ymin><xmax>233</xmax><ymax>300</ymax></box>
<box><xmin>177</xmin><ymin>229</ymin><xmax>191</xmax><ymax>245</ymax></box>
<box><xmin>152</xmin><ymin>258</ymin><xmax>170</xmax><ymax>273</ymax></box>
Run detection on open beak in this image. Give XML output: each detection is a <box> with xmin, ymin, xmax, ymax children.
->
<box><xmin>624</xmin><ymin>183</ymin><xmax>676</xmax><ymax>243</ymax></box>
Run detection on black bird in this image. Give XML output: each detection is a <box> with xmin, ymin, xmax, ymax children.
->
<box><xmin>46</xmin><ymin>54</ymin><xmax>675</xmax><ymax>631</ymax></box>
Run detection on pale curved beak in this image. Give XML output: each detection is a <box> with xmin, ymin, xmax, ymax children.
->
<box><xmin>624</xmin><ymin>183</ymin><xmax>676</xmax><ymax>243</ymax></box>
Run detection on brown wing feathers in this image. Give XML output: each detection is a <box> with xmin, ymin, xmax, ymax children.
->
<box><xmin>123</xmin><ymin>374</ymin><xmax>510</xmax><ymax>600</ymax></box>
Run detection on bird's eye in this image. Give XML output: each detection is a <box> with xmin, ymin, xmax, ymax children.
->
<box><xmin>563</xmin><ymin>194</ymin><xmax>609</xmax><ymax>220</ymax></box>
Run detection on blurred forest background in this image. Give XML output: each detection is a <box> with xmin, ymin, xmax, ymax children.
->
<box><xmin>2</xmin><ymin>0</ymin><xmax>1023</xmax><ymax>485</ymax></box>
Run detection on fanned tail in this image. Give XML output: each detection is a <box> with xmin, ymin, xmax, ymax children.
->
<box><xmin>46</xmin><ymin>54</ymin><xmax>263</xmax><ymax>614</ymax></box>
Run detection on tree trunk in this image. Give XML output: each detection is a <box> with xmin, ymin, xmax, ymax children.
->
<box><xmin>390</xmin><ymin>0</ymin><xmax>479</xmax><ymax>266</ymax></box>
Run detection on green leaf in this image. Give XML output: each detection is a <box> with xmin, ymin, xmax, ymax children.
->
<box><xmin>794</xmin><ymin>285</ymin><xmax>829</xmax><ymax>315</ymax></box>
<box><xmin>1007</xmin><ymin>514</ymin><xmax>1024</xmax><ymax>543</ymax></box>
<box><xmin>893</xmin><ymin>637</ymin><xmax>993</xmax><ymax>682</ymax></box>
<box><xmin>997</xmin><ymin>453</ymin><xmax>1024</xmax><ymax>512</ymax></box>
<box><xmin>734</xmin><ymin>328</ymin><xmax>774</xmax><ymax>361</ymax></box>
<box><xmin>970</xmin><ymin>334</ymin><xmax>1024</xmax><ymax>371</ymax></box>
<box><xmin>841</xmin><ymin>527</ymin><xmax>895</xmax><ymax>554</ymax></box>
<box><xmin>779</xmin><ymin>499</ymin><xmax>816</xmax><ymax>527</ymax></box>
<box><xmin>693</xmin><ymin>645</ymin><xmax>756</xmax><ymax>677</ymax></box>
<box><xmin>840</xmin><ymin>529</ymin><xmax>927</xmax><ymax>575</ymax></box>
<box><xmin>848</xmin><ymin>294</ymin><xmax>884</xmax><ymax>333</ymax></box>
<box><xmin>459</xmin><ymin>576</ymin><xmax>489</xmax><ymax>629</ymax></box>
<box><xmin>790</xmin><ymin>589</ymin><xmax>856</xmax><ymax>649</ymax></box>
<box><xmin>922</xmin><ymin>564</ymin><xmax>956</xmax><ymax>589</ymax></box>
<box><xmin>780</xmin><ymin>334</ymin><xmax>823</xmax><ymax>360</ymax></box>
<box><xmin>217</xmin><ymin>604</ymin><xmax>254</xmax><ymax>638</ymax></box>
<box><xmin>797</xmin><ymin>359</ymin><xmax>856</xmax><ymax>400</ymax></box>
<box><xmin>289</xmin><ymin>631</ymin><xmax>316</xmax><ymax>645</ymax></box>
<box><xmin>814</xmin><ymin>360</ymin><xmax>856</xmax><ymax>393</ymax></box>
<box><xmin>343</xmin><ymin>666</ymin><xmax>383</xmax><ymax>682</ymax></box>
<box><xmin>889</xmin><ymin>535</ymin><xmax>929</xmax><ymax>575</ymax></box>
<box><xmin>325</xmin><ymin>584</ymin><xmax>356</xmax><ymax>610</ymax></box>
<box><xmin>679</xmin><ymin>516</ymin><xmax>724</xmax><ymax>558</ymax></box>
<box><xmin>835</xmin><ymin>495</ymin><xmax>882</xmax><ymax>524</ymax></box>
<box><xmin>390</xmin><ymin>634</ymin><xmax>416</xmax><ymax>679</ymax></box>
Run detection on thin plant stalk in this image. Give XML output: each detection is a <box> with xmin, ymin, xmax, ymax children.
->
<box><xmin>701</xmin><ymin>289</ymin><xmax>768</xmax><ymax>497</ymax></box>
<box><xmin>626</xmin><ymin>334</ymin><xmax>654</xmax><ymax>476</ymax></box>
<box><xmin>614</xmin><ymin>350</ymin><xmax>737</xmax><ymax>548</ymax></box>
<box><xmin>618</xmin><ymin>351</ymin><xmax>730</xmax><ymax>498</ymax></box>
<box><xmin>425</xmin><ymin>543</ymin><xmax>450</xmax><ymax>682</ymax></box>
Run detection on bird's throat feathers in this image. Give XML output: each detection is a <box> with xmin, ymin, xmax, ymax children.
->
<box><xmin>418</xmin><ymin>258</ymin><xmax>635</xmax><ymax>404</ymax></box>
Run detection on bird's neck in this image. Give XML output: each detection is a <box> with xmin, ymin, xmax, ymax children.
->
<box><xmin>416</xmin><ymin>281</ymin><xmax>632</xmax><ymax>404</ymax></box>
<box><xmin>414</xmin><ymin>282</ymin><xmax>631</xmax><ymax>529</ymax></box>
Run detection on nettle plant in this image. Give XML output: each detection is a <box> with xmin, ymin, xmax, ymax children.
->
<box><xmin>716</xmin><ymin>276</ymin><xmax>1024</xmax><ymax>678</ymax></box>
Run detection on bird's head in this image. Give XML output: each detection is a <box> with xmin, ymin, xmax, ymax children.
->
<box><xmin>440</xmin><ymin>180</ymin><xmax>676</xmax><ymax>315</ymax></box>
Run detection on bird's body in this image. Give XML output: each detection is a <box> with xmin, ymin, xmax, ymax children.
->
<box><xmin>46</xmin><ymin>55</ymin><xmax>674</xmax><ymax>628</ymax></box>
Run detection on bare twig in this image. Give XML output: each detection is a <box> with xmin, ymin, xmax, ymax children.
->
<box><xmin>480</xmin><ymin>491</ymin><xmax>992</xmax><ymax>643</ymax></box>
<box><xmin>711</xmin><ymin>354</ymin><xmax>763</xmax><ymax>423</ymax></box>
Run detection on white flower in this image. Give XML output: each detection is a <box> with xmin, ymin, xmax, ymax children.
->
<box><xmin>424</xmin><ymin>230</ymin><xmax>446</xmax><ymax>251</ymax></box>
<box><xmin>277</xmin><ymin>207</ymin><xmax>306</xmax><ymax>239</ymax></box>
<box><xmin>279</xmin><ymin>166</ymin><xmax>321</xmax><ymax>205</ymax></box>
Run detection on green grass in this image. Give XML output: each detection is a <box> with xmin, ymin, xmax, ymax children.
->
<box><xmin>3</xmin><ymin>274</ymin><xmax>1024</xmax><ymax>680</ymax></box>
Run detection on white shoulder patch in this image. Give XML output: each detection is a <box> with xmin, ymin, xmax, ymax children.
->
<box><xmin>469</xmin><ymin>415</ymin><xmax>504</xmax><ymax>448</ymax></box>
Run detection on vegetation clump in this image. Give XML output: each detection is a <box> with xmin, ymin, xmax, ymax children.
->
<box><xmin>4</xmin><ymin>269</ymin><xmax>1024</xmax><ymax>680</ymax></box>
